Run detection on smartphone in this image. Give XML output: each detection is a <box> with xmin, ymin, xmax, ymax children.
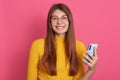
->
<box><xmin>84</xmin><ymin>43</ymin><xmax>98</xmax><ymax>64</ymax></box>
<box><xmin>87</xmin><ymin>43</ymin><xmax>98</xmax><ymax>56</ymax></box>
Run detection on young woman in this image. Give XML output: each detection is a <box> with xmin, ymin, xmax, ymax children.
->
<box><xmin>27</xmin><ymin>3</ymin><xmax>98</xmax><ymax>80</ymax></box>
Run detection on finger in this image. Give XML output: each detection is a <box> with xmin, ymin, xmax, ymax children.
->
<box><xmin>86</xmin><ymin>51</ymin><xmax>94</xmax><ymax>60</ymax></box>
<box><xmin>83</xmin><ymin>54</ymin><xmax>90</xmax><ymax>63</ymax></box>
<box><xmin>94</xmin><ymin>47</ymin><xmax>97</xmax><ymax>57</ymax></box>
<box><xmin>86</xmin><ymin>55</ymin><xmax>94</xmax><ymax>64</ymax></box>
<box><xmin>84</xmin><ymin>54</ymin><xmax>94</xmax><ymax>64</ymax></box>
<box><xmin>83</xmin><ymin>59</ymin><xmax>88</xmax><ymax>65</ymax></box>
<box><xmin>83</xmin><ymin>59</ymin><xmax>92</xmax><ymax>67</ymax></box>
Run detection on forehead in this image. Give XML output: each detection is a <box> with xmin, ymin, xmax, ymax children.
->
<box><xmin>52</xmin><ymin>9</ymin><xmax>67</xmax><ymax>17</ymax></box>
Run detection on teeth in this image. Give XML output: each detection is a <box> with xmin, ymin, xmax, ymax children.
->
<box><xmin>56</xmin><ymin>26</ymin><xmax>64</xmax><ymax>29</ymax></box>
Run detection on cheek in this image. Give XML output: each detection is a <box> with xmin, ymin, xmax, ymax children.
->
<box><xmin>51</xmin><ymin>23</ymin><xmax>55</xmax><ymax>29</ymax></box>
<box><xmin>66</xmin><ymin>22</ymin><xmax>69</xmax><ymax>28</ymax></box>
<box><xmin>51</xmin><ymin>25</ymin><xmax>56</xmax><ymax>31</ymax></box>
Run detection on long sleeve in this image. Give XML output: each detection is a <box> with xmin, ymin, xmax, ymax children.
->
<box><xmin>27</xmin><ymin>40</ymin><xmax>40</xmax><ymax>80</ymax></box>
<box><xmin>73</xmin><ymin>40</ymin><xmax>87</xmax><ymax>80</ymax></box>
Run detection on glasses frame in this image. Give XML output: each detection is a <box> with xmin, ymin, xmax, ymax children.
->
<box><xmin>51</xmin><ymin>16</ymin><xmax>69</xmax><ymax>24</ymax></box>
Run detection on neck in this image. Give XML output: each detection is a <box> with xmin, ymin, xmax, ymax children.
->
<box><xmin>55</xmin><ymin>33</ymin><xmax>66</xmax><ymax>37</ymax></box>
<box><xmin>55</xmin><ymin>34</ymin><xmax>65</xmax><ymax>42</ymax></box>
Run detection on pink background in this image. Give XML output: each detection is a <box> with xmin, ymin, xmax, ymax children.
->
<box><xmin>1</xmin><ymin>0</ymin><xmax>120</xmax><ymax>80</ymax></box>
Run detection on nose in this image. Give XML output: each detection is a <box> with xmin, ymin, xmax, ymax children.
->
<box><xmin>57</xmin><ymin>18</ymin><xmax>62</xmax><ymax>24</ymax></box>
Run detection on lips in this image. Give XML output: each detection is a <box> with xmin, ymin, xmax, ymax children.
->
<box><xmin>56</xmin><ymin>26</ymin><xmax>65</xmax><ymax>30</ymax></box>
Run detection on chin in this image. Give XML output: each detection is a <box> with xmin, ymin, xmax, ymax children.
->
<box><xmin>56</xmin><ymin>32</ymin><xmax>67</xmax><ymax>36</ymax></box>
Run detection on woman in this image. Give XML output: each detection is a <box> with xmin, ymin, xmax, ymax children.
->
<box><xmin>27</xmin><ymin>3</ymin><xmax>98</xmax><ymax>80</ymax></box>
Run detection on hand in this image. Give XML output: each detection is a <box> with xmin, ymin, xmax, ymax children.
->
<box><xmin>83</xmin><ymin>47</ymin><xmax>98</xmax><ymax>71</ymax></box>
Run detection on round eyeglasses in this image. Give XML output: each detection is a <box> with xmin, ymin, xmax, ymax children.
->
<box><xmin>51</xmin><ymin>16</ymin><xmax>68</xmax><ymax>24</ymax></box>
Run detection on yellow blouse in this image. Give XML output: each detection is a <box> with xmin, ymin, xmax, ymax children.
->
<box><xmin>27</xmin><ymin>36</ymin><xmax>86</xmax><ymax>80</ymax></box>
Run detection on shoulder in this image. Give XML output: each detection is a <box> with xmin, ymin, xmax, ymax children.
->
<box><xmin>30</xmin><ymin>38</ymin><xmax>45</xmax><ymax>51</ymax></box>
<box><xmin>30</xmin><ymin>38</ymin><xmax>45</xmax><ymax>57</ymax></box>
<box><xmin>32</xmin><ymin>38</ymin><xmax>45</xmax><ymax>46</ymax></box>
<box><xmin>76</xmin><ymin>40</ymin><xmax>86</xmax><ymax>48</ymax></box>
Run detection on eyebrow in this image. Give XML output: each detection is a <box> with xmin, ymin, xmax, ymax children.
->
<box><xmin>51</xmin><ymin>15</ymin><xmax>67</xmax><ymax>17</ymax></box>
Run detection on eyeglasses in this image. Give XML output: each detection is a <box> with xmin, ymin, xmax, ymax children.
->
<box><xmin>51</xmin><ymin>16</ymin><xmax>68</xmax><ymax>23</ymax></box>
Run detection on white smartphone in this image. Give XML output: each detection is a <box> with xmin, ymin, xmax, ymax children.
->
<box><xmin>87</xmin><ymin>43</ymin><xmax>98</xmax><ymax>56</ymax></box>
<box><xmin>84</xmin><ymin>43</ymin><xmax>98</xmax><ymax>64</ymax></box>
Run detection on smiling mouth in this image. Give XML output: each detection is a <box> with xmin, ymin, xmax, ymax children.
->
<box><xmin>56</xmin><ymin>26</ymin><xmax>65</xmax><ymax>30</ymax></box>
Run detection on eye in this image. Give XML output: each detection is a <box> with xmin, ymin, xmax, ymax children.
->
<box><xmin>62</xmin><ymin>17</ymin><xmax>68</xmax><ymax>20</ymax></box>
<box><xmin>51</xmin><ymin>17</ymin><xmax>58</xmax><ymax>20</ymax></box>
